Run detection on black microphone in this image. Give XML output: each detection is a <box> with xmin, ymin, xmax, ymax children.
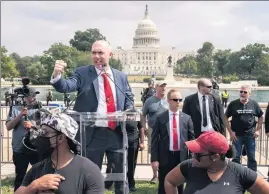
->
<box><xmin>102</xmin><ymin>65</ymin><xmax>135</xmax><ymax>110</ymax></box>
<box><xmin>63</xmin><ymin>68</ymin><xmax>104</xmax><ymax>112</ymax></box>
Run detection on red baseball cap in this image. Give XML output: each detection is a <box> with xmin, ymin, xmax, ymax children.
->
<box><xmin>185</xmin><ymin>131</ymin><xmax>229</xmax><ymax>154</ymax></box>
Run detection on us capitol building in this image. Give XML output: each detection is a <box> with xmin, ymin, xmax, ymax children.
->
<box><xmin>112</xmin><ymin>5</ymin><xmax>195</xmax><ymax>76</ymax></box>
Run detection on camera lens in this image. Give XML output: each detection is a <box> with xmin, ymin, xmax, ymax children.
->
<box><xmin>23</xmin><ymin>88</ymin><xmax>29</xmax><ymax>94</ymax></box>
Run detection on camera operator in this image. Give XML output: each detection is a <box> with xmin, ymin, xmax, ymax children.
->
<box><xmin>5</xmin><ymin>87</ymin><xmax>41</xmax><ymax>192</ymax></box>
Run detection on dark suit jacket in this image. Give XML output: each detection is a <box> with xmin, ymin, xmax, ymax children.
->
<box><xmin>52</xmin><ymin>65</ymin><xmax>134</xmax><ymax>145</ymax></box>
<box><xmin>182</xmin><ymin>93</ymin><xmax>226</xmax><ymax>138</ymax></box>
<box><xmin>52</xmin><ymin>65</ymin><xmax>134</xmax><ymax>112</ymax></box>
<box><xmin>151</xmin><ymin>110</ymin><xmax>195</xmax><ymax>167</ymax></box>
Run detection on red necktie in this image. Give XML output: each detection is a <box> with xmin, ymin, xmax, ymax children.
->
<box><xmin>173</xmin><ymin>113</ymin><xmax>179</xmax><ymax>151</ymax></box>
<box><xmin>102</xmin><ymin>73</ymin><xmax>116</xmax><ymax>130</ymax></box>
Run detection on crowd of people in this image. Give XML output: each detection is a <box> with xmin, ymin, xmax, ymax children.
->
<box><xmin>5</xmin><ymin>40</ymin><xmax>269</xmax><ymax>194</ymax></box>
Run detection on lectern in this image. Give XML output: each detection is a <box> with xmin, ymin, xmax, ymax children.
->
<box><xmin>65</xmin><ymin>110</ymin><xmax>140</xmax><ymax>193</ymax></box>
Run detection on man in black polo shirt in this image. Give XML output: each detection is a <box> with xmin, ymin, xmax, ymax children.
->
<box><xmin>225</xmin><ymin>85</ymin><xmax>263</xmax><ymax>172</ymax></box>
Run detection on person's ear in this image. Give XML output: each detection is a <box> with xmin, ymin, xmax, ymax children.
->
<box><xmin>58</xmin><ymin>134</ymin><xmax>65</xmax><ymax>143</ymax></box>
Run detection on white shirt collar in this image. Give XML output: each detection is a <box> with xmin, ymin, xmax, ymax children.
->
<box><xmin>169</xmin><ymin>110</ymin><xmax>180</xmax><ymax>115</ymax></box>
<box><xmin>95</xmin><ymin>66</ymin><xmax>113</xmax><ymax>76</ymax></box>
<box><xmin>198</xmin><ymin>92</ymin><xmax>208</xmax><ymax>99</ymax></box>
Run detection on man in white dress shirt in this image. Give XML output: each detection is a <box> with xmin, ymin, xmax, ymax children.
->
<box><xmin>182</xmin><ymin>78</ymin><xmax>226</xmax><ymax>138</ymax></box>
<box><xmin>50</xmin><ymin>40</ymin><xmax>134</xmax><ymax>194</ymax></box>
<box><xmin>151</xmin><ymin>89</ymin><xmax>195</xmax><ymax>194</ymax></box>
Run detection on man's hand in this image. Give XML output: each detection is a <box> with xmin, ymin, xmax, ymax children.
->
<box><xmin>24</xmin><ymin>121</ymin><xmax>32</xmax><ymax>129</ymax></box>
<box><xmin>31</xmin><ymin>174</ymin><xmax>65</xmax><ymax>192</ymax></box>
<box><xmin>19</xmin><ymin>108</ymin><xmax>28</xmax><ymax>117</ymax></box>
<box><xmin>229</xmin><ymin>131</ymin><xmax>237</xmax><ymax>141</ymax></box>
<box><xmin>253</xmin><ymin>130</ymin><xmax>260</xmax><ymax>138</ymax></box>
<box><xmin>139</xmin><ymin>143</ymin><xmax>145</xmax><ymax>151</ymax></box>
<box><xmin>53</xmin><ymin>60</ymin><xmax>67</xmax><ymax>78</ymax></box>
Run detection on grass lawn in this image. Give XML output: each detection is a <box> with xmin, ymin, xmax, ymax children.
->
<box><xmin>1</xmin><ymin>177</ymin><xmax>251</xmax><ymax>194</ymax></box>
<box><xmin>1</xmin><ymin>177</ymin><xmax>158</xmax><ymax>194</ymax></box>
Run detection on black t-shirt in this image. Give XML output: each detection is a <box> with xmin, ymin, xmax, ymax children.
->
<box><xmin>126</xmin><ymin>121</ymin><xmax>142</xmax><ymax>144</ymax></box>
<box><xmin>179</xmin><ymin>159</ymin><xmax>257</xmax><ymax>194</ymax></box>
<box><xmin>142</xmin><ymin>87</ymin><xmax>155</xmax><ymax>103</ymax></box>
<box><xmin>22</xmin><ymin>155</ymin><xmax>104</xmax><ymax>194</ymax></box>
<box><xmin>225</xmin><ymin>99</ymin><xmax>263</xmax><ymax>136</ymax></box>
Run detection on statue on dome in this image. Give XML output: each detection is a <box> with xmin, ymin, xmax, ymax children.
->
<box><xmin>167</xmin><ymin>55</ymin><xmax>172</xmax><ymax>67</ymax></box>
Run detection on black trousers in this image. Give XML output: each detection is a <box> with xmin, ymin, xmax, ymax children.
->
<box><xmin>127</xmin><ymin>139</ymin><xmax>139</xmax><ymax>188</ymax></box>
<box><xmin>222</xmin><ymin>98</ymin><xmax>228</xmax><ymax>108</ymax></box>
<box><xmin>13</xmin><ymin>152</ymin><xmax>39</xmax><ymax>191</ymax></box>
<box><xmin>158</xmin><ymin>151</ymin><xmax>183</xmax><ymax>194</ymax></box>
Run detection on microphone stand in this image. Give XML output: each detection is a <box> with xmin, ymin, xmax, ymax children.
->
<box><xmin>102</xmin><ymin>64</ymin><xmax>138</xmax><ymax>194</ymax></box>
<box><xmin>101</xmin><ymin>64</ymin><xmax>135</xmax><ymax>110</ymax></box>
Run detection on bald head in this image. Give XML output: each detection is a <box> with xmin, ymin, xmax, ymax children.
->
<box><xmin>198</xmin><ymin>78</ymin><xmax>211</xmax><ymax>88</ymax></box>
<box><xmin>92</xmin><ymin>40</ymin><xmax>111</xmax><ymax>52</ymax></box>
<box><xmin>197</xmin><ymin>78</ymin><xmax>212</xmax><ymax>95</ymax></box>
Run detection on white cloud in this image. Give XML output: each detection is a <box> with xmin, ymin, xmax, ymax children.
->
<box><xmin>1</xmin><ymin>1</ymin><xmax>269</xmax><ymax>56</ymax></box>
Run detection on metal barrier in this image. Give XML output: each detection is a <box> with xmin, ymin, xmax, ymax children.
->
<box><xmin>135</xmin><ymin>126</ymin><xmax>269</xmax><ymax>167</ymax></box>
<box><xmin>1</xmin><ymin>106</ymin><xmax>268</xmax><ymax>167</ymax></box>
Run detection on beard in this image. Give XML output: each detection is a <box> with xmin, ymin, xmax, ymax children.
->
<box><xmin>240</xmin><ymin>96</ymin><xmax>247</xmax><ymax>101</ymax></box>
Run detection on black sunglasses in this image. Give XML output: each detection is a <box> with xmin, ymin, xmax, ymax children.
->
<box><xmin>205</xmin><ymin>86</ymin><xmax>212</xmax><ymax>89</ymax></box>
<box><xmin>194</xmin><ymin>153</ymin><xmax>215</xmax><ymax>162</ymax></box>
<box><xmin>170</xmin><ymin>98</ymin><xmax>183</xmax><ymax>102</ymax></box>
<box><xmin>240</xmin><ymin>91</ymin><xmax>248</xmax><ymax>94</ymax></box>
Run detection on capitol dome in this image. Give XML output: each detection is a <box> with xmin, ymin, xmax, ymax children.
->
<box><xmin>137</xmin><ymin>8</ymin><xmax>157</xmax><ymax>30</ymax></box>
<box><xmin>133</xmin><ymin>5</ymin><xmax>160</xmax><ymax>48</ymax></box>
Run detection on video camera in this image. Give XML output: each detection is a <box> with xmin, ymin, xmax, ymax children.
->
<box><xmin>13</xmin><ymin>78</ymin><xmax>42</xmax><ymax>109</ymax></box>
<box><xmin>14</xmin><ymin>78</ymin><xmax>31</xmax><ymax>97</ymax></box>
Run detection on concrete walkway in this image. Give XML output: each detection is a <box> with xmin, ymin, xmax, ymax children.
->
<box><xmin>1</xmin><ymin>163</ymin><xmax>268</xmax><ymax>180</ymax></box>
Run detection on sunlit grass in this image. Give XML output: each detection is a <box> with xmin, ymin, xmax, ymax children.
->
<box><xmin>1</xmin><ymin>177</ymin><xmax>252</xmax><ymax>194</ymax></box>
<box><xmin>1</xmin><ymin>177</ymin><xmax>158</xmax><ymax>194</ymax></box>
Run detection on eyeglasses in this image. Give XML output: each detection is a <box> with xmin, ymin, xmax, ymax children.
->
<box><xmin>240</xmin><ymin>91</ymin><xmax>248</xmax><ymax>94</ymax></box>
<box><xmin>170</xmin><ymin>98</ymin><xmax>183</xmax><ymax>102</ymax></box>
<box><xmin>193</xmin><ymin>153</ymin><xmax>215</xmax><ymax>162</ymax></box>
<box><xmin>205</xmin><ymin>86</ymin><xmax>212</xmax><ymax>89</ymax></box>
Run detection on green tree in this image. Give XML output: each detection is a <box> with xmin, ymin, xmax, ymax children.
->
<box><xmin>196</xmin><ymin>42</ymin><xmax>215</xmax><ymax>77</ymax></box>
<box><xmin>26</xmin><ymin>62</ymin><xmax>46</xmax><ymax>79</ymax></box>
<box><xmin>110</xmin><ymin>58</ymin><xmax>123</xmax><ymax>71</ymax></box>
<box><xmin>10</xmin><ymin>53</ymin><xmax>40</xmax><ymax>77</ymax></box>
<box><xmin>237</xmin><ymin>43</ymin><xmax>269</xmax><ymax>77</ymax></box>
<box><xmin>225</xmin><ymin>51</ymin><xmax>241</xmax><ymax>75</ymax></box>
<box><xmin>213</xmin><ymin>49</ymin><xmax>231</xmax><ymax>76</ymax></box>
<box><xmin>74</xmin><ymin>51</ymin><xmax>92</xmax><ymax>67</ymax></box>
<box><xmin>40</xmin><ymin>43</ymin><xmax>79</xmax><ymax>77</ymax></box>
<box><xmin>175</xmin><ymin>55</ymin><xmax>198</xmax><ymax>75</ymax></box>
<box><xmin>1</xmin><ymin>46</ymin><xmax>19</xmax><ymax>78</ymax></box>
<box><xmin>70</xmin><ymin>28</ymin><xmax>106</xmax><ymax>52</ymax></box>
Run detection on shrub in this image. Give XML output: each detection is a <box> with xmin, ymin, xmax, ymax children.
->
<box><xmin>143</xmin><ymin>78</ymin><xmax>151</xmax><ymax>83</ymax></box>
<box><xmin>222</xmin><ymin>74</ymin><xmax>239</xmax><ymax>84</ymax></box>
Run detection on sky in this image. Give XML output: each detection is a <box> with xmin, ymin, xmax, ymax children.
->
<box><xmin>1</xmin><ymin>1</ymin><xmax>269</xmax><ymax>56</ymax></box>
